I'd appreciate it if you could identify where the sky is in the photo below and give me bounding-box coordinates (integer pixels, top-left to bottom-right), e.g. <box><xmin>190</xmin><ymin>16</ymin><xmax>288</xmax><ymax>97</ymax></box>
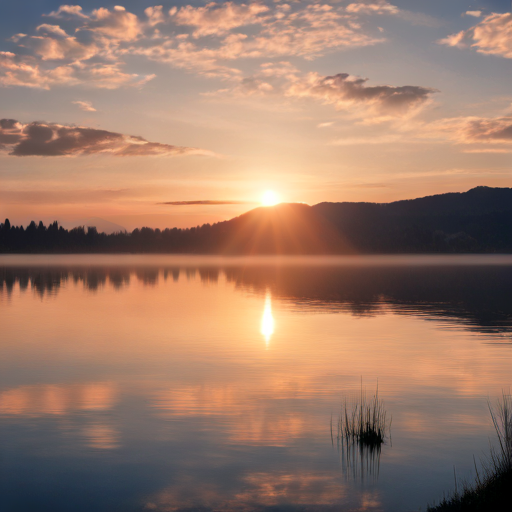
<box><xmin>0</xmin><ymin>0</ymin><xmax>511</xmax><ymax>230</ymax></box>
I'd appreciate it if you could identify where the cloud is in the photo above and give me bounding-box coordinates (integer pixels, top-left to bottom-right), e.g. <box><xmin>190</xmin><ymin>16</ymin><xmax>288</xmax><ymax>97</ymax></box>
<box><xmin>440</xmin><ymin>13</ymin><xmax>512</xmax><ymax>58</ymax></box>
<box><xmin>145</xmin><ymin>6</ymin><xmax>165</xmax><ymax>27</ymax></box>
<box><xmin>206</xmin><ymin>66</ymin><xmax>437</xmax><ymax>122</ymax></box>
<box><xmin>86</xmin><ymin>6</ymin><xmax>142</xmax><ymax>42</ymax></box>
<box><xmin>19</xmin><ymin>24</ymin><xmax>99</xmax><ymax>61</ymax></box>
<box><xmin>204</xmin><ymin>61</ymin><xmax>300</xmax><ymax>96</ymax></box>
<box><xmin>330</xmin><ymin>134</ymin><xmax>402</xmax><ymax>145</ymax></box>
<box><xmin>129</xmin><ymin>40</ymin><xmax>244</xmax><ymax>80</ymax></box>
<box><xmin>0</xmin><ymin>51</ymin><xmax>154</xmax><ymax>89</ymax></box>
<box><xmin>317</xmin><ymin>121</ymin><xmax>335</xmax><ymax>128</ymax></box>
<box><xmin>0</xmin><ymin>4</ymin><xmax>157</xmax><ymax>89</ymax></box>
<box><xmin>427</xmin><ymin>116</ymin><xmax>512</xmax><ymax>144</ymax></box>
<box><xmin>285</xmin><ymin>72</ymin><xmax>437</xmax><ymax>120</ymax></box>
<box><xmin>349</xmin><ymin>182</ymin><xmax>389</xmax><ymax>188</ymax></box>
<box><xmin>0</xmin><ymin>2</ymin><xmax>421</xmax><ymax>89</ymax></box>
<box><xmin>316</xmin><ymin>112</ymin><xmax>512</xmax><ymax>150</ymax></box>
<box><xmin>346</xmin><ymin>1</ymin><xmax>438</xmax><ymax>27</ymax></box>
<box><xmin>465</xmin><ymin>11</ymin><xmax>482</xmax><ymax>18</ymax></box>
<box><xmin>252</xmin><ymin>3</ymin><xmax>384</xmax><ymax>59</ymax></box>
<box><xmin>46</xmin><ymin>5</ymin><xmax>89</xmax><ymax>19</ymax></box>
<box><xmin>172</xmin><ymin>2</ymin><xmax>269</xmax><ymax>37</ymax></box>
<box><xmin>462</xmin><ymin>148</ymin><xmax>512</xmax><ymax>154</ymax></box>
<box><xmin>72</xmin><ymin>100</ymin><xmax>96</xmax><ymax>112</ymax></box>
<box><xmin>0</xmin><ymin>118</ymin><xmax>213</xmax><ymax>157</ymax></box>
<box><xmin>346</xmin><ymin>1</ymin><xmax>399</xmax><ymax>15</ymax></box>
<box><xmin>133</xmin><ymin>3</ymin><xmax>385</xmax><ymax>78</ymax></box>
<box><xmin>158</xmin><ymin>200</ymin><xmax>254</xmax><ymax>206</ymax></box>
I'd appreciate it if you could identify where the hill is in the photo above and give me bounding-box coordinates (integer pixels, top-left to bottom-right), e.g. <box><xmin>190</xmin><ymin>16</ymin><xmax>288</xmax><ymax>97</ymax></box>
<box><xmin>312</xmin><ymin>186</ymin><xmax>512</xmax><ymax>253</ymax></box>
<box><xmin>1</xmin><ymin>186</ymin><xmax>512</xmax><ymax>254</ymax></box>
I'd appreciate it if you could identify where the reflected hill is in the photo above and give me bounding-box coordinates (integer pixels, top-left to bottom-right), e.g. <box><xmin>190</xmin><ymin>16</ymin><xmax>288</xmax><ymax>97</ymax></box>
<box><xmin>224</xmin><ymin>264</ymin><xmax>512</xmax><ymax>335</ymax></box>
<box><xmin>2</xmin><ymin>260</ymin><xmax>512</xmax><ymax>337</ymax></box>
<box><xmin>2</xmin><ymin>187</ymin><xmax>512</xmax><ymax>254</ymax></box>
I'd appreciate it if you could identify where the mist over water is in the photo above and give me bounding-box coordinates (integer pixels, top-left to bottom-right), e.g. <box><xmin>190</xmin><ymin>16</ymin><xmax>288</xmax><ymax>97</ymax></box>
<box><xmin>1</xmin><ymin>255</ymin><xmax>512</xmax><ymax>512</ymax></box>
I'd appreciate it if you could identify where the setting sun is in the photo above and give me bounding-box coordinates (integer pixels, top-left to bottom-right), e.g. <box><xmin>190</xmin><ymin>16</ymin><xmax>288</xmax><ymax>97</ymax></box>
<box><xmin>261</xmin><ymin>190</ymin><xmax>280</xmax><ymax>207</ymax></box>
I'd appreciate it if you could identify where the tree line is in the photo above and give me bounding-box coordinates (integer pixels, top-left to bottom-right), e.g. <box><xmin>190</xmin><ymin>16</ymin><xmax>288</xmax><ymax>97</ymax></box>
<box><xmin>0</xmin><ymin>219</ymin><xmax>221</xmax><ymax>253</ymax></box>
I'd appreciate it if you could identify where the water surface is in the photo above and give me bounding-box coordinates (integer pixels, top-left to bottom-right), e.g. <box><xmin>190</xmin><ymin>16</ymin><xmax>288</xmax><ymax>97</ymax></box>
<box><xmin>1</xmin><ymin>255</ymin><xmax>512</xmax><ymax>512</ymax></box>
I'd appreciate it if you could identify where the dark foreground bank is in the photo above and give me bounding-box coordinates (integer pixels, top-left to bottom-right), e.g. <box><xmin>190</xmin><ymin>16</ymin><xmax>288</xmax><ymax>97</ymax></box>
<box><xmin>428</xmin><ymin>395</ymin><xmax>512</xmax><ymax>512</ymax></box>
<box><xmin>429</xmin><ymin>469</ymin><xmax>511</xmax><ymax>512</ymax></box>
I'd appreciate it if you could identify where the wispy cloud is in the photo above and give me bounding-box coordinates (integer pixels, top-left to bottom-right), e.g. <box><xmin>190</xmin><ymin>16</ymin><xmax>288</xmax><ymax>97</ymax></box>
<box><xmin>158</xmin><ymin>200</ymin><xmax>255</xmax><ymax>206</ymax></box>
<box><xmin>0</xmin><ymin>51</ymin><xmax>154</xmax><ymax>89</ymax></box>
<box><xmin>317</xmin><ymin>121</ymin><xmax>335</xmax><ymax>128</ymax></box>
<box><xmin>132</xmin><ymin>4</ymin><xmax>386</xmax><ymax>80</ymax></box>
<box><xmin>72</xmin><ymin>100</ymin><xmax>96</xmax><ymax>112</ymax></box>
<box><xmin>346</xmin><ymin>1</ymin><xmax>399</xmax><ymax>15</ymax></box>
<box><xmin>426</xmin><ymin>115</ymin><xmax>512</xmax><ymax>144</ymax></box>
<box><xmin>286</xmin><ymin>72</ymin><xmax>437</xmax><ymax>121</ymax></box>
<box><xmin>207</xmin><ymin>65</ymin><xmax>436</xmax><ymax>121</ymax></box>
<box><xmin>440</xmin><ymin>12</ymin><xmax>512</xmax><ymax>58</ymax></box>
<box><xmin>1</xmin><ymin>5</ymin><xmax>152</xmax><ymax>89</ymax></box>
<box><xmin>0</xmin><ymin>2</ymin><xmax>406</xmax><ymax>88</ymax></box>
<box><xmin>330</xmin><ymin>134</ymin><xmax>403</xmax><ymax>145</ymax></box>
<box><xmin>352</xmin><ymin>113</ymin><xmax>512</xmax><ymax>151</ymax></box>
<box><xmin>45</xmin><ymin>5</ymin><xmax>89</xmax><ymax>19</ymax></box>
<box><xmin>0</xmin><ymin>118</ymin><xmax>213</xmax><ymax>157</ymax></box>
<box><xmin>171</xmin><ymin>2</ymin><xmax>270</xmax><ymax>37</ymax></box>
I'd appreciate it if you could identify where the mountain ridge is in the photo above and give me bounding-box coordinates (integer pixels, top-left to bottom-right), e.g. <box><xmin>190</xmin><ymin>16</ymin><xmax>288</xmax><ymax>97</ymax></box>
<box><xmin>2</xmin><ymin>186</ymin><xmax>512</xmax><ymax>254</ymax></box>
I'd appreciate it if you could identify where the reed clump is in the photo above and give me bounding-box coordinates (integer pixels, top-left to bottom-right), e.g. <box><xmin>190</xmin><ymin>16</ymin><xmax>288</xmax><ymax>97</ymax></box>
<box><xmin>334</xmin><ymin>382</ymin><xmax>390</xmax><ymax>481</ymax></box>
<box><xmin>337</xmin><ymin>383</ymin><xmax>389</xmax><ymax>448</ymax></box>
<box><xmin>428</xmin><ymin>392</ymin><xmax>512</xmax><ymax>512</ymax></box>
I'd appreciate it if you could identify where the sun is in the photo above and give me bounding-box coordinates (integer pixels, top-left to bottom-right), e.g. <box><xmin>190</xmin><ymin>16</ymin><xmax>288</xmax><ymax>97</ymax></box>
<box><xmin>261</xmin><ymin>190</ymin><xmax>280</xmax><ymax>207</ymax></box>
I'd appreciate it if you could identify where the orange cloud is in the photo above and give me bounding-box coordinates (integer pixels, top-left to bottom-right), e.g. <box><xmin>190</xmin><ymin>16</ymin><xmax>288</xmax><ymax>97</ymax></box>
<box><xmin>145</xmin><ymin>5</ymin><xmax>165</xmax><ymax>27</ymax></box>
<box><xmin>159</xmin><ymin>200</ymin><xmax>254</xmax><ymax>205</ymax></box>
<box><xmin>72</xmin><ymin>100</ymin><xmax>96</xmax><ymax>112</ymax></box>
<box><xmin>406</xmin><ymin>114</ymin><xmax>512</xmax><ymax>153</ymax></box>
<box><xmin>0</xmin><ymin>3</ymin><xmax>402</xmax><ymax>88</ymax></box>
<box><xmin>346</xmin><ymin>1</ymin><xmax>399</xmax><ymax>15</ymax></box>
<box><xmin>426</xmin><ymin>115</ymin><xmax>512</xmax><ymax>144</ymax></box>
<box><xmin>21</xmin><ymin>24</ymin><xmax>99</xmax><ymax>61</ymax></box>
<box><xmin>0</xmin><ymin>51</ymin><xmax>153</xmax><ymax>89</ymax></box>
<box><xmin>132</xmin><ymin>3</ymin><xmax>384</xmax><ymax>79</ymax></box>
<box><xmin>0</xmin><ymin>118</ymin><xmax>213</xmax><ymax>157</ymax></box>
<box><xmin>1</xmin><ymin>6</ymin><xmax>152</xmax><ymax>89</ymax></box>
<box><xmin>86</xmin><ymin>5</ymin><xmax>142</xmax><ymax>42</ymax></box>
<box><xmin>46</xmin><ymin>5</ymin><xmax>89</xmax><ymax>19</ymax></box>
<box><xmin>440</xmin><ymin>12</ymin><xmax>512</xmax><ymax>58</ymax></box>
<box><xmin>172</xmin><ymin>2</ymin><xmax>269</xmax><ymax>37</ymax></box>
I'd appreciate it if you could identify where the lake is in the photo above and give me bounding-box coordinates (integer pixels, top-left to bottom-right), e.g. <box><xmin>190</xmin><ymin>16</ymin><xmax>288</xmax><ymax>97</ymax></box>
<box><xmin>1</xmin><ymin>255</ymin><xmax>512</xmax><ymax>512</ymax></box>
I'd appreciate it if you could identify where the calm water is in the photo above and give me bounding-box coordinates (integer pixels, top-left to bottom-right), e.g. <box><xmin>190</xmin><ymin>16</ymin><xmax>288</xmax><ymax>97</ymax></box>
<box><xmin>1</xmin><ymin>255</ymin><xmax>512</xmax><ymax>512</ymax></box>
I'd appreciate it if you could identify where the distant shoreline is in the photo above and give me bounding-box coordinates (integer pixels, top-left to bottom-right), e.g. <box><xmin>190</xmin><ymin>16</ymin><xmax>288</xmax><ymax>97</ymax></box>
<box><xmin>3</xmin><ymin>253</ymin><xmax>512</xmax><ymax>266</ymax></box>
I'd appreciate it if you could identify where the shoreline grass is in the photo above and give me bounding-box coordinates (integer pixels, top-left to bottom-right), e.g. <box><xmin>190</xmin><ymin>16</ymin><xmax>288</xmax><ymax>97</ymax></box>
<box><xmin>428</xmin><ymin>392</ymin><xmax>512</xmax><ymax>512</ymax></box>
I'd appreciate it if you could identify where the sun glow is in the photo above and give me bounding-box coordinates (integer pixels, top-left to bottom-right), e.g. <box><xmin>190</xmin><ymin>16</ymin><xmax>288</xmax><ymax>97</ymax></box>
<box><xmin>261</xmin><ymin>190</ymin><xmax>279</xmax><ymax>207</ymax></box>
<box><xmin>260</xmin><ymin>292</ymin><xmax>275</xmax><ymax>348</ymax></box>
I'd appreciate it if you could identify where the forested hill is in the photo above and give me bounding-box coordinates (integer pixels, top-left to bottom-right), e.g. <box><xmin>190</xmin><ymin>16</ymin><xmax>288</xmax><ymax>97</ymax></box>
<box><xmin>311</xmin><ymin>186</ymin><xmax>512</xmax><ymax>253</ymax></box>
<box><xmin>2</xmin><ymin>186</ymin><xmax>512</xmax><ymax>254</ymax></box>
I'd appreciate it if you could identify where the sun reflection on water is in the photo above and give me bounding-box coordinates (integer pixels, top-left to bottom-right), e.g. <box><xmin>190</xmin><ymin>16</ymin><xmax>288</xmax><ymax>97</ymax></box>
<box><xmin>260</xmin><ymin>291</ymin><xmax>275</xmax><ymax>347</ymax></box>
